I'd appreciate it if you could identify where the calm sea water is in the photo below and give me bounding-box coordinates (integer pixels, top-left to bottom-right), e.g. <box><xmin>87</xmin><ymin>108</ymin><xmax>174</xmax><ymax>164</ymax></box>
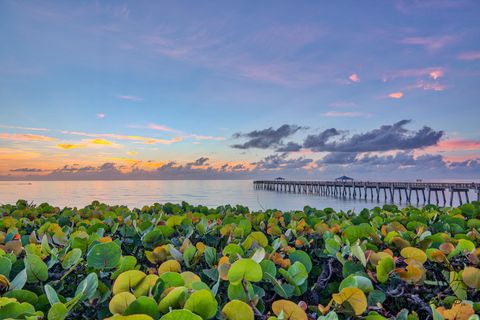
<box><xmin>0</xmin><ymin>180</ymin><xmax>478</xmax><ymax>212</ymax></box>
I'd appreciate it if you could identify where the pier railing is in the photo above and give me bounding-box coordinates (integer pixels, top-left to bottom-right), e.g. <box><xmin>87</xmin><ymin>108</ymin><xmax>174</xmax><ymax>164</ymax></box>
<box><xmin>253</xmin><ymin>180</ymin><xmax>480</xmax><ymax>206</ymax></box>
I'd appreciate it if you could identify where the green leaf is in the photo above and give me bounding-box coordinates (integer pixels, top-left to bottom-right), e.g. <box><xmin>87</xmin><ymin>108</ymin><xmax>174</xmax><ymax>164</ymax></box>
<box><xmin>158</xmin><ymin>286</ymin><xmax>188</xmax><ymax>314</ymax></box>
<box><xmin>44</xmin><ymin>284</ymin><xmax>60</xmax><ymax>306</ymax></box>
<box><xmin>376</xmin><ymin>255</ymin><xmax>394</xmax><ymax>283</ymax></box>
<box><xmin>75</xmin><ymin>273</ymin><xmax>98</xmax><ymax>301</ymax></box>
<box><xmin>0</xmin><ymin>256</ymin><xmax>12</xmax><ymax>277</ymax></box>
<box><xmin>48</xmin><ymin>302</ymin><xmax>68</xmax><ymax>320</ymax></box>
<box><xmin>159</xmin><ymin>310</ymin><xmax>202</xmax><ymax>320</ymax></box>
<box><xmin>227</xmin><ymin>258</ymin><xmax>263</xmax><ymax>285</ymax></box>
<box><xmin>124</xmin><ymin>296</ymin><xmax>160</xmax><ymax>319</ymax></box>
<box><xmin>61</xmin><ymin>248</ymin><xmax>82</xmax><ymax>270</ymax></box>
<box><xmin>284</xmin><ymin>261</ymin><xmax>308</xmax><ymax>286</ymax></box>
<box><xmin>222</xmin><ymin>300</ymin><xmax>254</xmax><ymax>320</ymax></box>
<box><xmin>25</xmin><ymin>254</ymin><xmax>48</xmax><ymax>283</ymax></box>
<box><xmin>87</xmin><ymin>242</ymin><xmax>121</xmax><ymax>270</ymax></box>
<box><xmin>289</xmin><ymin>250</ymin><xmax>312</xmax><ymax>273</ymax></box>
<box><xmin>184</xmin><ymin>289</ymin><xmax>218</xmax><ymax>319</ymax></box>
<box><xmin>339</xmin><ymin>275</ymin><xmax>374</xmax><ymax>293</ymax></box>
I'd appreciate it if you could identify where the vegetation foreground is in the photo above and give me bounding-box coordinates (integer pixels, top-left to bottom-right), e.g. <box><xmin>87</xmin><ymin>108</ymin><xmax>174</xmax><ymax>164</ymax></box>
<box><xmin>0</xmin><ymin>201</ymin><xmax>479</xmax><ymax>320</ymax></box>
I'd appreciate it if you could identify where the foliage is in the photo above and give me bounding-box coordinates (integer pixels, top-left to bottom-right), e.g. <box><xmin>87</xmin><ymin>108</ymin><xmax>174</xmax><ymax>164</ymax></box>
<box><xmin>0</xmin><ymin>200</ymin><xmax>479</xmax><ymax>319</ymax></box>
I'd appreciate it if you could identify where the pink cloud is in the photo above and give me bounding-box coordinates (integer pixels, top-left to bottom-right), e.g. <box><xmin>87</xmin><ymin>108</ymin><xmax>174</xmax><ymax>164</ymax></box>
<box><xmin>399</xmin><ymin>35</ymin><xmax>455</xmax><ymax>50</ymax></box>
<box><xmin>430</xmin><ymin>139</ymin><xmax>480</xmax><ymax>151</ymax></box>
<box><xmin>0</xmin><ymin>133</ymin><xmax>57</xmax><ymax>142</ymax></box>
<box><xmin>117</xmin><ymin>95</ymin><xmax>143</xmax><ymax>101</ymax></box>
<box><xmin>348</xmin><ymin>73</ymin><xmax>360</xmax><ymax>83</ymax></box>
<box><xmin>458</xmin><ymin>51</ymin><xmax>480</xmax><ymax>61</ymax></box>
<box><xmin>415</xmin><ymin>81</ymin><xmax>446</xmax><ymax>91</ymax></box>
<box><xmin>97</xmin><ymin>113</ymin><xmax>106</xmax><ymax>119</ymax></box>
<box><xmin>147</xmin><ymin>123</ymin><xmax>177</xmax><ymax>132</ymax></box>
<box><xmin>388</xmin><ymin>92</ymin><xmax>404</xmax><ymax>99</ymax></box>
<box><xmin>323</xmin><ymin>111</ymin><xmax>371</xmax><ymax>118</ymax></box>
<box><xmin>383</xmin><ymin>67</ymin><xmax>444</xmax><ymax>81</ymax></box>
<box><xmin>429</xmin><ymin>69</ymin><xmax>444</xmax><ymax>80</ymax></box>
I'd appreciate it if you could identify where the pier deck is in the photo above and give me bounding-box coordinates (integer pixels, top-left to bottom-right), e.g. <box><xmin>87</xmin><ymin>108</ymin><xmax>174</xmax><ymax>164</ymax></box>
<box><xmin>253</xmin><ymin>180</ymin><xmax>480</xmax><ymax>205</ymax></box>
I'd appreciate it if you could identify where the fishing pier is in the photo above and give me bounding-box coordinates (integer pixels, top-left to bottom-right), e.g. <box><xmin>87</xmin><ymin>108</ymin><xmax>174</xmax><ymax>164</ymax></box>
<box><xmin>253</xmin><ymin>180</ymin><xmax>480</xmax><ymax>206</ymax></box>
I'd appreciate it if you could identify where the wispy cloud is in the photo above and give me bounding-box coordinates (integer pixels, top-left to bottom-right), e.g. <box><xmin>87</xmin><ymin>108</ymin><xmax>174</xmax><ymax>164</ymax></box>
<box><xmin>329</xmin><ymin>101</ymin><xmax>357</xmax><ymax>108</ymax></box>
<box><xmin>0</xmin><ymin>124</ymin><xmax>49</xmax><ymax>131</ymax></box>
<box><xmin>382</xmin><ymin>67</ymin><xmax>444</xmax><ymax>81</ymax></box>
<box><xmin>60</xmin><ymin>130</ymin><xmax>182</xmax><ymax>145</ymax></box>
<box><xmin>323</xmin><ymin>111</ymin><xmax>371</xmax><ymax>118</ymax></box>
<box><xmin>0</xmin><ymin>148</ymin><xmax>41</xmax><ymax>160</ymax></box>
<box><xmin>458</xmin><ymin>51</ymin><xmax>480</xmax><ymax>61</ymax></box>
<box><xmin>97</xmin><ymin>113</ymin><xmax>106</xmax><ymax>119</ymax></box>
<box><xmin>132</xmin><ymin>123</ymin><xmax>226</xmax><ymax>141</ymax></box>
<box><xmin>388</xmin><ymin>92</ymin><xmax>404</xmax><ymax>99</ymax></box>
<box><xmin>117</xmin><ymin>95</ymin><xmax>143</xmax><ymax>101</ymax></box>
<box><xmin>415</xmin><ymin>81</ymin><xmax>446</xmax><ymax>91</ymax></box>
<box><xmin>399</xmin><ymin>35</ymin><xmax>455</xmax><ymax>50</ymax></box>
<box><xmin>146</xmin><ymin>123</ymin><xmax>178</xmax><ymax>132</ymax></box>
<box><xmin>56</xmin><ymin>143</ymin><xmax>86</xmax><ymax>150</ymax></box>
<box><xmin>0</xmin><ymin>133</ymin><xmax>57</xmax><ymax>142</ymax></box>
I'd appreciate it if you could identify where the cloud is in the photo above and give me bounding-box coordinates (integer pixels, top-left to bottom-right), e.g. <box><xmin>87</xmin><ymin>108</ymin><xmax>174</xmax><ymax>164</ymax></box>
<box><xmin>399</xmin><ymin>35</ymin><xmax>455</xmax><ymax>50</ymax></box>
<box><xmin>323</xmin><ymin>111</ymin><xmax>371</xmax><ymax>118</ymax></box>
<box><xmin>130</xmin><ymin>124</ymin><xmax>225</xmax><ymax>141</ymax></box>
<box><xmin>232</xmin><ymin>124</ymin><xmax>304</xmax><ymax>150</ymax></box>
<box><xmin>328</xmin><ymin>101</ymin><xmax>357</xmax><ymax>108</ymax></box>
<box><xmin>388</xmin><ymin>92</ymin><xmax>404</xmax><ymax>99</ymax></box>
<box><xmin>127</xmin><ymin>151</ymin><xmax>138</xmax><ymax>155</ymax></box>
<box><xmin>426</xmin><ymin>139</ymin><xmax>480</xmax><ymax>152</ymax></box>
<box><xmin>319</xmin><ymin>152</ymin><xmax>358</xmax><ymax>164</ymax></box>
<box><xmin>117</xmin><ymin>95</ymin><xmax>143</xmax><ymax>101</ymax></box>
<box><xmin>147</xmin><ymin>123</ymin><xmax>177</xmax><ymax>132</ymax></box>
<box><xmin>0</xmin><ymin>148</ymin><xmax>40</xmax><ymax>160</ymax></box>
<box><xmin>97</xmin><ymin>113</ymin><xmax>106</xmax><ymax>119</ymax></box>
<box><xmin>186</xmin><ymin>157</ymin><xmax>209</xmax><ymax>167</ymax></box>
<box><xmin>382</xmin><ymin>67</ymin><xmax>444</xmax><ymax>81</ymax></box>
<box><xmin>56</xmin><ymin>143</ymin><xmax>86</xmax><ymax>150</ymax></box>
<box><xmin>88</xmin><ymin>139</ymin><xmax>114</xmax><ymax>146</ymax></box>
<box><xmin>10</xmin><ymin>168</ymin><xmax>44</xmax><ymax>172</ymax></box>
<box><xmin>61</xmin><ymin>130</ymin><xmax>183</xmax><ymax>145</ymax></box>
<box><xmin>429</xmin><ymin>70</ymin><xmax>444</xmax><ymax>80</ymax></box>
<box><xmin>303</xmin><ymin>120</ymin><xmax>443</xmax><ymax>152</ymax></box>
<box><xmin>276</xmin><ymin>142</ymin><xmax>302</xmax><ymax>152</ymax></box>
<box><xmin>349</xmin><ymin>73</ymin><xmax>360</xmax><ymax>83</ymax></box>
<box><xmin>0</xmin><ymin>133</ymin><xmax>57</xmax><ymax>142</ymax></box>
<box><xmin>457</xmin><ymin>51</ymin><xmax>480</xmax><ymax>61</ymax></box>
<box><xmin>415</xmin><ymin>81</ymin><xmax>445</xmax><ymax>91</ymax></box>
<box><xmin>0</xmin><ymin>125</ymin><xmax>49</xmax><ymax>131</ymax></box>
<box><xmin>253</xmin><ymin>153</ymin><xmax>313</xmax><ymax>170</ymax></box>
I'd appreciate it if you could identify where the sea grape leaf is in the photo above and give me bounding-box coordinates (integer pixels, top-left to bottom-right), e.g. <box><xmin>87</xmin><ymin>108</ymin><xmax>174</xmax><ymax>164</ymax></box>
<box><xmin>332</xmin><ymin>287</ymin><xmax>368</xmax><ymax>316</ymax></box>
<box><xmin>271</xmin><ymin>299</ymin><xmax>308</xmax><ymax>320</ymax></box>
<box><xmin>184</xmin><ymin>289</ymin><xmax>218</xmax><ymax>319</ymax></box>
<box><xmin>25</xmin><ymin>254</ymin><xmax>48</xmax><ymax>283</ymax></box>
<box><xmin>222</xmin><ymin>300</ymin><xmax>254</xmax><ymax>320</ymax></box>
<box><xmin>87</xmin><ymin>242</ymin><xmax>121</xmax><ymax>270</ymax></box>
<box><xmin>227</xmin><ymin>258</ymin><xmax>263</xmax><ymax>285</ymax></box>
<box><xmin>109</xmin><ymin>291</ymin><xmax>136</xmax><ymax>315</ymax></box>
<box><xmin>376</xmin><ymin>256</ymin><xmax>394</xmax><ymax>283</ymax></box>
<box><xmin>462</xmin><ymin>266</ymin><xmax>480</xmax><ymax>289</ymax></box>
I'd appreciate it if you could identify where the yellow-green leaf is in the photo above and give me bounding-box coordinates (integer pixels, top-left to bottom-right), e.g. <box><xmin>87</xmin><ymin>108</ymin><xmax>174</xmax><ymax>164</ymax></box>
<box><xmin>271</xmin><ymin>300</ymin><xmax>307</xmax><ymax>320</ymax></box>
<box><xmin>332</xmin><ymin>287</ymin><xmax>367</xmax><ymax>316</ymax></box>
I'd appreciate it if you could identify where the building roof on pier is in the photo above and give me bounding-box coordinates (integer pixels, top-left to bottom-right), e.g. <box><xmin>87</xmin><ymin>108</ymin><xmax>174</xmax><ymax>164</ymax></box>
<box><xmin>335</xmin><ymin>176</ymin><xmax>354</xmax><ymax>181</ymax></box>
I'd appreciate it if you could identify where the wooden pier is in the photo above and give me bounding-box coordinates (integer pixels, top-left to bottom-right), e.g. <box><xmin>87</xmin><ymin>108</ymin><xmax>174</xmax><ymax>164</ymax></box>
<box><xmin>253</xmin><ymin>180</ymin><xmax>480</xmax><ymax>205</ymax></box>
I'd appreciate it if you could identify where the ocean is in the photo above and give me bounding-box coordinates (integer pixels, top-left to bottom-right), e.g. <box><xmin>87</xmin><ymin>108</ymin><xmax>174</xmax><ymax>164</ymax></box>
<box><xmin>0</xmin><ymin>180</ymin><xmax>477</xmax><ymax>212</ymax></box>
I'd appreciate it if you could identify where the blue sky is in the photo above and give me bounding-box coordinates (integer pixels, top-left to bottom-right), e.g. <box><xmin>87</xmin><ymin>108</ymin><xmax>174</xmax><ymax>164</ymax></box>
<box><xmin>0</xmin><ymin>0</ymin><xmax>479</xmax><ymax>180</ymax></box>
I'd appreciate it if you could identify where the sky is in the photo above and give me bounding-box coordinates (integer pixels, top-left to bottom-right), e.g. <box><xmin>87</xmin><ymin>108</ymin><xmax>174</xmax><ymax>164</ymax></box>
<box><xmin>0</xmin><ymin>0</ymin><xmax>479</xmax><ymax>180</ymax></box>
